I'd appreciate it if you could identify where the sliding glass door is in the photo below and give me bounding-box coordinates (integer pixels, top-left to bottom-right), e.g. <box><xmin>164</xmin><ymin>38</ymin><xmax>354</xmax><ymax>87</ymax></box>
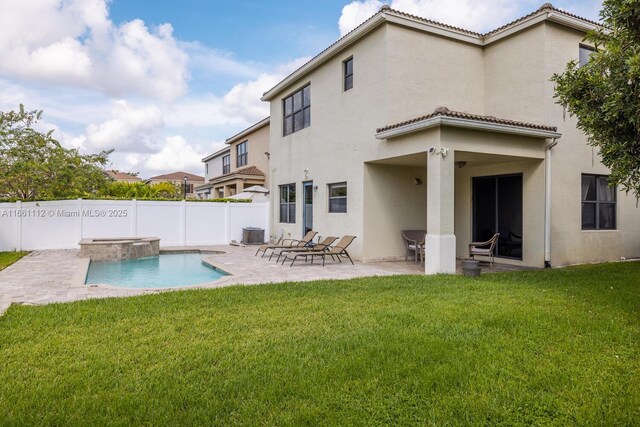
<box><xmin>473</xmin><ymin>174</ymin><xmax>523</xmax><ymax>259</ymax></box>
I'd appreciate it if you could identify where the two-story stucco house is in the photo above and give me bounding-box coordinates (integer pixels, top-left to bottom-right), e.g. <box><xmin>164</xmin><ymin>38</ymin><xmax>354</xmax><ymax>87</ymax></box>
<box><xmin>196</xmin><ymin>117</ymin><xmax>270</xmax><ymax>199</ymax></box>
<box><xmin>262</xmin><ymin>3</ymin><xmax>640</xmax><ymax>274</ymax></box>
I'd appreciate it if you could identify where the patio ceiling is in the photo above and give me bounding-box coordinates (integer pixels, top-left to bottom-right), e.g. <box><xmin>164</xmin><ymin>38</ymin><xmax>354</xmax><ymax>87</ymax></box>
<box><xmin>366</xmin><ymin>151</ymin><xmax>537</xmax><ymax>168</ymax></box>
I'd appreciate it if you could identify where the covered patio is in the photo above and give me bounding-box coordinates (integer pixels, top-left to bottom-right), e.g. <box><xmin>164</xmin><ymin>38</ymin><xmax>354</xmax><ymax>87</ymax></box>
<box><xmin>364</xmin><ymin>107</ymin><xmax>561</xmax><ymax>274</ymax></box>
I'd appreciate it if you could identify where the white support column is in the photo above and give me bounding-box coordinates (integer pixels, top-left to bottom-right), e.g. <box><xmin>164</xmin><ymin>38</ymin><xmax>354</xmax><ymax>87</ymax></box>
<box><xmin>16</xmin><ymin>200</ymin><xmax>23</xmax><ymax>251</ymax></box>
<box><xmin>425</xmin><ymin>147</ymin><xmax>456</xmax><ymax>274</ymax></box>
<box><xmin>130</xmin><ymin>199</ymin><xmax>137</xmax><ymax>237</ymax></box>
<box><xmin>180</xmin><ymin>200</ymin><xmax>186</xmax><ymax>246</ymax></box>
<box><xmin>77</xmin><ymin>198</ymin><xmax>83</xmax><ymax>243</ymax></box>
<box><xmin>224</xmin><ymin>202</ymin><xmax>231</xmax><ymax>244</ymax></box>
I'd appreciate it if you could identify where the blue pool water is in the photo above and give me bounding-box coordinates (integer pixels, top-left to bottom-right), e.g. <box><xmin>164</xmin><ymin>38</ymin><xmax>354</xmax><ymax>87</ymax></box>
<box><xmin>85</xmin><ymin>253</ymin><xmax>227</xmax><ymax>288</ymax></box>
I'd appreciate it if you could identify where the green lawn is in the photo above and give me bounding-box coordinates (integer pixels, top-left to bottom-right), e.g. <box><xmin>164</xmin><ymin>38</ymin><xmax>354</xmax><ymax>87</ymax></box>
<box><xmin>1</xmin><ymin>263</ymin><xmax>638</xmax><ymax>425</ymax></box>
<box><xmin>0</xmin><ymin>251</ymin><xmax>28</xmax><ymax>270</ymax></box>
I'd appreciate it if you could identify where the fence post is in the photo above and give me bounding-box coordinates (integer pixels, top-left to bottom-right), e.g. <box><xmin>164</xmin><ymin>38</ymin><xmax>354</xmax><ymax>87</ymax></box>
<box><xmin>180</xmin><ymin>200</ymin><xmax>186</xmax><ymax>246</ymax></box>
<box><xmin>77</xmin><ymin>198</ymin><xmax>83</xmax><ymax>243</ymax></box>
<box><xmin>264</xmin><ymin>202</ymin><xmax>270</xmax><ymax>244</ymax></box>
<box><xmin>16</xmin><ymin>200</ymin><xmax>22</xmax><ymax>251</ymax></box>
<box><xmin>131</xmin><ymin>199</ymin><xmax>137</xmax><ymax>237</ymax></box>
<box><xmin>225</xmin><ymin>202</ymin><xmax>231</xmax><ymax>245</ymax></box>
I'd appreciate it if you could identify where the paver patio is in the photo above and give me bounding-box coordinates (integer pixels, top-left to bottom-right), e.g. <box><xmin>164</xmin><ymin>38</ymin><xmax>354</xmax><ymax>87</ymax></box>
<box><xmin>0</xmin><ymin>245</ymin><xmax>534</xmax><ymax>313</ymax></box>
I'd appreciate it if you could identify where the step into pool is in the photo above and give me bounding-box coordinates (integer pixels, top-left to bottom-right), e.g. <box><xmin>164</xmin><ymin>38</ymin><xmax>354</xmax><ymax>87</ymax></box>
<box><xmin>85</xmin><ymin>253</ymin><xmax>227</xmax><ymax>288</ymax></box>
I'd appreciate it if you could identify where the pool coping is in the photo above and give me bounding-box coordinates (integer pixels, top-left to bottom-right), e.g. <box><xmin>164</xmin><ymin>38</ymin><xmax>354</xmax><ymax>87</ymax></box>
<box><xmin>72</xmin><ymin>249</ymin><xmax>238</xmax><ymax>291</ymax></box>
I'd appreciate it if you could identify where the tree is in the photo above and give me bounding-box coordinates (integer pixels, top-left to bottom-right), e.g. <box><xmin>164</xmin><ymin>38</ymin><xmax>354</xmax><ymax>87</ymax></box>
<box><xmin>99</xmin><ymin>181</ymin><xmax>182</xmax><ymax>199</ymax></box>
<box><xmin>0</xmin><ymin>105</ymin><xmax>112</xmax><ymax>200</ymax></box>
<box><xmin>552</xmin><ymin>0</ymin><xmax>640</xmax><ymax>198</ymax></box>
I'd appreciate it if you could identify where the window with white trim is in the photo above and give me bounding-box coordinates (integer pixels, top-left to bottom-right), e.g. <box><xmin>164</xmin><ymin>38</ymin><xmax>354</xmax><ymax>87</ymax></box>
<box><xmin>222</xmin><ymin>155</ymin><xmax>230</xmax><ymax>174</ymax></box>
<box><xmin>328</xmin><ymin>182</ymin><xmax>347</xmax><ymax>213</ymax></box>
<box><xmin>237</xmin><ymin>141</ymin><xmax>247</xmax><ymax>167</ymax></box>
<box><xmin>283</xmin><ymin>85</ymin><xmax>310</xmax><ymax>136</ymax></box>
<box><xmin>279</xmin><ymin>184</ymin><xmax>296</xmax><ymax>223</ymax></box>
<box><xmin>579</xmin><ymin>44</ymin><xmax>595</xmax><ymax>67</ymax></box>
<box><xmin>343</xmin><ymin>57</ymin><xmax>353</xmax><ymax>91</ymax></box>
<box><xmin>582</xmin><ymin>174</ymin><xmax>616</xmax><ymax>230</ymax></box>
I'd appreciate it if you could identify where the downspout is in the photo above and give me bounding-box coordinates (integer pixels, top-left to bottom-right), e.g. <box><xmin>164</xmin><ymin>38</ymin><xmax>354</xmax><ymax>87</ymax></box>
<box><xmin>544</xmin><ymin>138</ymin><xmax>558</xmax><ymax>268</ymax></box>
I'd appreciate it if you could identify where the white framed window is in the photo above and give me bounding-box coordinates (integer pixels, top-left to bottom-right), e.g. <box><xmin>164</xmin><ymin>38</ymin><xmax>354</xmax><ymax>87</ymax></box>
<box><xmin>279</xmin><ymin>183</ymin><xmax>296</xmax><ymax>223</ymax></box>
<box><xmin>343</xmin><ymin>57</ymin><xmax>353</xmax><ymax>91</ymax></box>
<box><xmin>579</xmin><ymin>44</ymin><xmax>595</xmax><ymax>67</ymax></box>
<box><xmin>582</xmin><ymin>174</ymin><xmax>616</xmax><ymax>230</ymax></box>
<box><xmin>283</xmin><ymin>85</ymin><xmax>310</xmax><ymax>136</ymax></box>
<box><xmin>328</xmin><ymin>182</ymin><xmax>347</xmax><ymax>213</ymax></box>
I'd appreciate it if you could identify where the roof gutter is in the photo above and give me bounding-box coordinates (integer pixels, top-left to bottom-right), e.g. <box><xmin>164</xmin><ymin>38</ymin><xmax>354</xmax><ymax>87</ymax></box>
<box><xmin>375</xmin><ymin>116</ymin><xmax>562</xmax><ymax>140</ymax></box>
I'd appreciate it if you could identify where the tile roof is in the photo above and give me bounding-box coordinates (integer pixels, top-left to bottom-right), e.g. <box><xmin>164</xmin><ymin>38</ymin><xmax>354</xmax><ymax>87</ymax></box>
<box><xmin>382</xmin><ymin>5</ymin><xmax>482</xmax><ymax>37</ymax></box>
<box><xmin>210</xmin><ymin>166</ymin><xmax>266</xmax><ymax>182</ymax></box>
<box><xmin>376</xmin><ymin>106</ymin><xmax>558</xmax><ymax>134</ymax></box>
<box><xmin>148</xmin><ymin>171</ymin><xmax>205</xmax><ymax>181</ymax></box>
<box><xmin>106</xmin><ymin>170</ymin><xmax>141</xmax><ymax>181</ymax></box>
<box><xmin>483</xmin><ymin>3</ymin><xmax>600</xmax><ymax>37</ymax></box>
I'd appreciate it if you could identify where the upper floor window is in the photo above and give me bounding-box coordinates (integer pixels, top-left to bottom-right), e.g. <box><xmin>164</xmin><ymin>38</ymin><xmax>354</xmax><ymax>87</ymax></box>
<box><xmin>237</xmin><ymin>141</ymin><xmax>247</xmax><ymax>167</ymax></box>
<box><xmin>279</xmin><ymin>183</ymin><xmax>296</xmax><ymax>223</ymax></box>
<box><xmin>328</xmin><ymin>182</ymin><xmax>347</xmax><ymax>213</ymax></box>
<box><xmin>579</xmin><ymin>44</ymin><xmax>595</xmax><ymax>68</ymax></box>
<box><xmin>283</xmin><ymin>84</ymin><xmax>310</xmax><ymax>136</ymax></box>
<box><xmin>582</xmin><ymin>174</ymin><xmax>616</xmax><ymax>230</ymax></box>
<box><xmin>343</xmin><ymin>57</ymin><xmax>353</xmax><ymax>91</ymax></box>
<box><xmin>205</xmin><ymin>163</ymin><xmax>209</xmax><ymax>175</ymax></box>
<box><xmin>222</xmin><ymin>154</ymin><xmax>230</xmax><ymax>174</ymax></box>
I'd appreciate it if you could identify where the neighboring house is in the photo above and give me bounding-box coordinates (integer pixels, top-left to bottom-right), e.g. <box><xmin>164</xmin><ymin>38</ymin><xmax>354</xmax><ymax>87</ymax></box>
<box><xmin>146</xmin><ymin>171</ymin><xmax>205</xmax><ymax>198</ymax></box>
<box><xmin>196</xmin><ymin>146</ymin><xmax>231</xmax><ymax>199</ymax></box>
<box><xmin>196</xmin><ymin>117</ymin><xmax>270</xmax><ymax>199</ymax></box>
<box><xmin>262</xmin><ymin>3</ymin><xmax>640</xmax><ymax>273</ymax></box>
<box><xmin>106</xmin><ymin>170</ymin><xmax>142</xmax><ymax>183</ymax></box>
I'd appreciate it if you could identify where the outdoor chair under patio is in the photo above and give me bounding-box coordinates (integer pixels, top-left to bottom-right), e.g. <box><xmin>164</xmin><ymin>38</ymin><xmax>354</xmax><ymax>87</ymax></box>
<box><xmin>468</xmin><ymin>233</ymin><xmax>500</xmax><ymax>268</ymax></box>
<box><xmin>401</xmin><ymin>230</ymin><xmax>426</xmax><ymax>264</ymax></box>
<box><xmin>254</xmin><ymin>230</ymin><xmax>317</xmax><ymax>258</ymax></box>
<box><xmin>282</xmin><ymin>235</ymin><xmax>357</xmax><ymax>267</ymax></box>
<box><xmin>275</xmin><ymin>236</ymin><xmax>339</xmax><ymax>263</ymax></box>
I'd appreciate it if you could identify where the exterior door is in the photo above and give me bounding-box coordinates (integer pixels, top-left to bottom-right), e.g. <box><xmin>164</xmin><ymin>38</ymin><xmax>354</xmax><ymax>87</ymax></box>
<box><xmin>303</xmin><ymin>181</ymin><xmax>313</xmax><ymax>235</ymax></box>
<box><xmin>473</xmin><ymin>174</ymin><xmax>523</xmax><ymax>259</ymax></box>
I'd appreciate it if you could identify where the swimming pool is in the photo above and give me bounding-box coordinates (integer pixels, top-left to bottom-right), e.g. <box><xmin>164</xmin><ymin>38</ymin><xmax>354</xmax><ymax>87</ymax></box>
<box><xmin>85</xmin><ymin>253</ymin><xmax>227</xmax><ymax>288</ymax></box>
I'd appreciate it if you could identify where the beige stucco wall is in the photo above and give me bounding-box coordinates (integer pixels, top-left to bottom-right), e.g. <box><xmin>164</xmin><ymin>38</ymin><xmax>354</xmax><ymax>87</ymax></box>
<box><xmin>363</xmin><ymin>163</ymin><xmax>427</xmax><ymax>261</ymax></box>
<box><xmin>386</xmin><ymin>23</ymin><xmax>485</xmax><ymax>122</ymax></box>
<box><xmin>268</xmin><ymin>18</ymin><xmax>640</xmax><ymax>265</ymax></box>
<box><xmin>542</xmin><ymin>23</ymin><xmax>640</xmax><ymax>265</ymax></box>
<box><xmin>204</xmin><ymin>151</ymin><xmax>229</xmax><ymax>182</ymax></box>
<box><xmin>228</xmin><ymin>123</ymin><xmax>270</xmax><ymax>187</ymax></box>
<box><xmin>268</xmin><ymin>25</ymin><xmax>390</xmax><ymax>254</ymax></box>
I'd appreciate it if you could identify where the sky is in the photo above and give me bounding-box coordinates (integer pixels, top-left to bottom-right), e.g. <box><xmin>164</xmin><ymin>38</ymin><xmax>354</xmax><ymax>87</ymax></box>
<box><xmin>0</xmin><ymin>0</ymin><xmax>602</xmax><ymax>178</ymax></box>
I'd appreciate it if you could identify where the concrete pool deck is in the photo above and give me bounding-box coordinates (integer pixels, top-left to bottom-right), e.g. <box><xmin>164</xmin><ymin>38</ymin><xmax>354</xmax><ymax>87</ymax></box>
<box><xmin>0</xmin><ymin>245</ymin><xmax>534</xmax><ymax>313</ymax></box>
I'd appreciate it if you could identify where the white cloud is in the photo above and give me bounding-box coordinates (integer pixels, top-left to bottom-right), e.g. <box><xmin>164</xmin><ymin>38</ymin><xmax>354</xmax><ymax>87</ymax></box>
<box><xmin>339</xmin><ymin>0</ymin><xmax>384</xmax><ymax>36</ymax></box>
<box><xmin>184</xmin><ymin>42</ymin><xmax>263</xmax><ymax>80</ymax></box>
<box><xmin>0</xmin><ymin>0</ymin><xmax>188</xmax><ymax>101</ymax></box>
<box><xmin>144</xmin><ymin>135</ymin><xmax>206</xmax><ymax>172</ymax></box>
<box><xmin>220</xmin><ymin>57</ymin><xmax>311</xmax><ymax>124</ymax></box>
<box><xmin>339</xmin><ymin>0</ymin><xmax>533</xmax><ymax>36</ymax></box>
<box><xmin>84</xmin><ymin>100</ymin><xmax>164</xmax><ymax>152</ymax></box>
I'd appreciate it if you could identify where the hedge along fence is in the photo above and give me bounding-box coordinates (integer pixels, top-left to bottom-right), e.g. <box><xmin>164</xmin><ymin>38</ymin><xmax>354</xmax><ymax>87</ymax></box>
<box><xmin>0</xmin><ymin>199</ymin><xmax>269</xmax><ymax>251</ymax></box>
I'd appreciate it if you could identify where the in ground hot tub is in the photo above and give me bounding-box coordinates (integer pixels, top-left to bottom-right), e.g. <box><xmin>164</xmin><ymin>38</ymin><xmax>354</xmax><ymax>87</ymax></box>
<box><xmin>79</xmin><ymin>237</ymin><xmax>160</xmax><ymax>261</ymax></box>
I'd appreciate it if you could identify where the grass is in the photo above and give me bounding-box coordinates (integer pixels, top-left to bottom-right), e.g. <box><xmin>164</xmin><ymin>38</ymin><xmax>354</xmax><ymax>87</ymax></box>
<box><xmin>1</xmin><ymin>263</ymin><xmax>639</xmax><ymax>425</ymax></box>
<box><xmin>0</xmin><ymin>251</ymin><xmax>28</xmax><ymax>270</ymax></box>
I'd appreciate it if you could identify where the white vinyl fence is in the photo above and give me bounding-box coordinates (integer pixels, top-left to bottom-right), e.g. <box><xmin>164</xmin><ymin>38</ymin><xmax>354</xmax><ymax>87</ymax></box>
<box><xmin>0</xmin><ymin>199</ymin><xmax>270</xmax><ymax>251</ymax></box>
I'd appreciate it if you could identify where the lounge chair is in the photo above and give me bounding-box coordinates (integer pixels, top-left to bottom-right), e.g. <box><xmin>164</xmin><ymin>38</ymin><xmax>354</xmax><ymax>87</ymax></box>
<box><xmin>255</xmin><ymin>231</ymin><xmax>317</xmax><ymax>258</ymax></box>
<box><xmin>283</xmin><ymin>235</ymin><xmax>356</xmax><ymax>267</ymax></box>
<box><xmin>469</xmin><ymin>233</ymin><xmax>500</xmax><ymax>268</ymax></box>
<box><xmin>401</xmin><ymin>230</ymin><xmax>426</xmax><ymax>264</ymax></box>
<box><xmin>276</xmin><ymin>236</ymin><xmax>339</xmax><ymax>263</ymax></box>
